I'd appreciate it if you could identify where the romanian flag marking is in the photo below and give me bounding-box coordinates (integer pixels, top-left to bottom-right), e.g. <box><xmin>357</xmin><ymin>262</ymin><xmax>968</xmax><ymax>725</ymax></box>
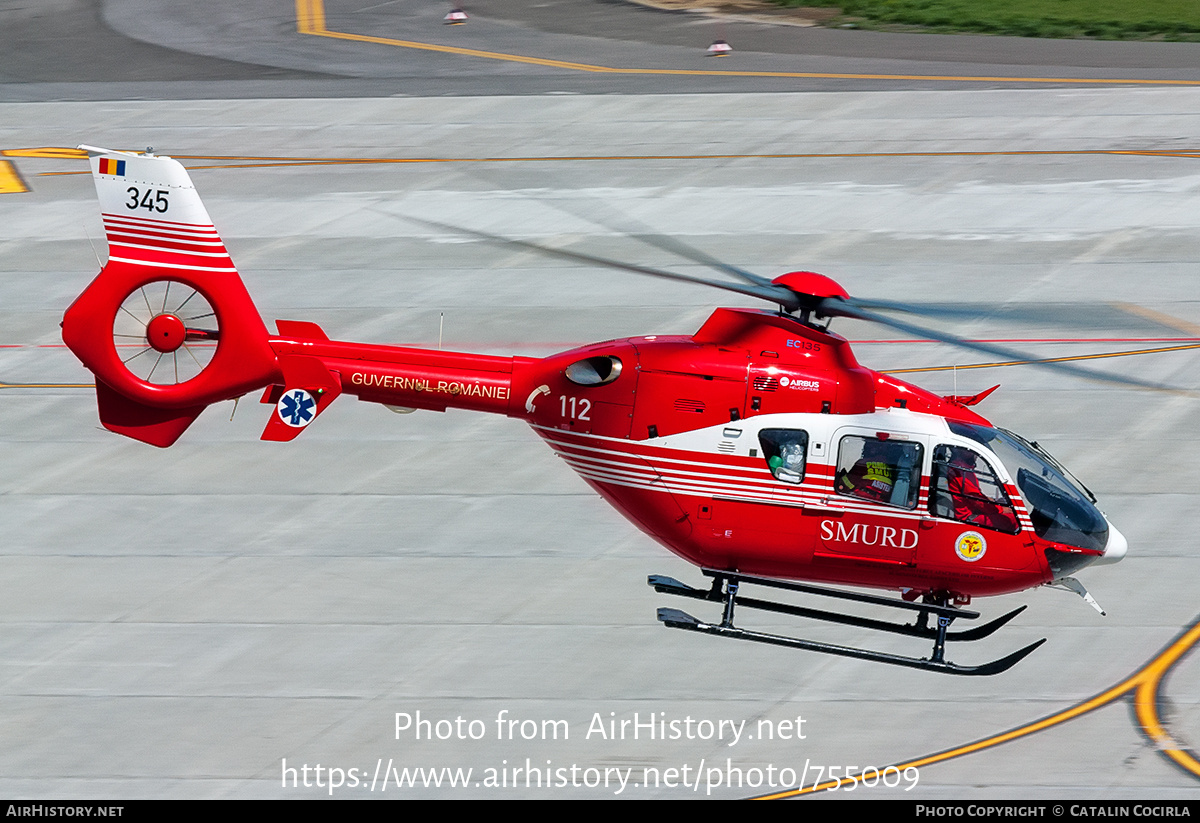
<box><xmin>98</xmin><ymin>158</ymin><xmax>126</xmax><ymax>176</ymax></box>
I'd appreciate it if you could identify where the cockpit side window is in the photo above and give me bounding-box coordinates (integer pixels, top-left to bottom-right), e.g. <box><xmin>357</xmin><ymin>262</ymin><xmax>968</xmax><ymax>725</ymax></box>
<box><xmin>930</xmin><ymin>445</ymin><xmax>1020</xmax><ymax>534</ymax></box>
<box><xmin>946</xmin><ymin>421</ymin><xmax>1107</xmax><ymax>551</ymax></box>
<box><xmin>834</xmin><ymin>435</ymin><xmax>923</xmax><ymax>509</ymax></box>
<box><xmin>758</xmin><ymin>428</ymin><xmax>809</xmax><ymax>484</ymax></box>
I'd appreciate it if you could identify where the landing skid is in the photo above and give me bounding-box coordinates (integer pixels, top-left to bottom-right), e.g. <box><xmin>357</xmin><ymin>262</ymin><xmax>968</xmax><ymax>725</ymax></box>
<box><xmin>649</xmin><ymin>570</ymin><xmax>1046</xmax><ymax>676</ymax></box>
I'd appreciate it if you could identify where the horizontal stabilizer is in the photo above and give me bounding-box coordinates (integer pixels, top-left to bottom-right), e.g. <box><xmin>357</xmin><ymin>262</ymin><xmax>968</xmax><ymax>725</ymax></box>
<box><xmin>260</xmin><ymin>355</ymin><xmax>342</xmax><ymax>442</ymax></box>
<box><xmin>275</xmin><ymin>320</ymin><xmax>330</xmax><ymax>341</ymax></box>
<box><xmin>944</xmin><ymin>384</ymin><xmax>1000</xmax><ymax>407</ymax></box>
<box><xmin>95</xmin><ymin>379</ymin><xmax>204</xmax><ymax>447</ymax></box>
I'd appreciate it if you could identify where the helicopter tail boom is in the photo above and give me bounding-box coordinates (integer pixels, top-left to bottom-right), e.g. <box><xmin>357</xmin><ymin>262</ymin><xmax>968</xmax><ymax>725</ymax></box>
<box><xmin>260</xmin><ymin>332</ymin><xmax>535</xmax><ymax>438</ymax></box>
<box><xmin>63</xmin><ymin>147</ymin><xmax>543</xmax><ymax>447</ymax></box>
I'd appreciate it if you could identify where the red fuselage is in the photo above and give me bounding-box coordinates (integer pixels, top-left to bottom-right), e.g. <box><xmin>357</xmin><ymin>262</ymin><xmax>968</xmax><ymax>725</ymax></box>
<box><xmin>262</xmin><ymin>307</ymin><xmax>1103</xmax><ymax>603</ymax></box>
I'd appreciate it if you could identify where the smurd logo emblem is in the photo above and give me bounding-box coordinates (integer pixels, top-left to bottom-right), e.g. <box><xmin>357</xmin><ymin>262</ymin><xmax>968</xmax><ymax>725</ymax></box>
<box><xmin>277</xmin><ymin>389</ymin><xmax>316</xmax><ymax>428</ymax></box>
<box><xmin>955</xmin><ymin>531</ymin><xmax>986</xmax><ymax>562</ymax></box>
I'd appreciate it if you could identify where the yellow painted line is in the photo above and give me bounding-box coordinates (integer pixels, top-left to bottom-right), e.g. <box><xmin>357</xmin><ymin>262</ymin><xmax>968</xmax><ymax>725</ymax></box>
<box><xmin>39</xmin><ymin>149</ymin><xmax>1200</xmax><ymax>162</ymax></box>
<box><xmin>755</xmin><ymin>615</ymin><xmax>1200</xmax><ymax>798</ymax></box>
<box><xmin>0</xmin><ymin>160</ymin><xmax>29</xmax><ymax>194</ymax></box>
<box><xmin>884</xmin><ymin>342</ymin><xmax>1200</xmax><ymax>375</ymax></box>
<box><xmin>1114</xmin><ymin>302</ymin><xmax>1200</xmax><ymax>338</ymax></box>
<box><xmin>297</xmin><ymin>0</ymin><xmax>1200</xmax><ymax>86</ymax></box>
<box><xmin>30</xmin><ymin>147</ymin><xmax>1200</xmax><ymax>177</ymax></box>
<box><xmin>1134</xmin><ymin>623</ymin><xmax>1200</xmax><ymax>776</ymax></box>
<box><xmin>296</xmin><ymin>0</ymin><xmax>325</xmax><ymax>33</ymax></box>
<box><xmin>0</xmin><ymin>382</ymin><xmax>93</xmax><ymax>389</ymax></box>
<box><xmin>1</xmin><ymin>147</ymin><xmax>88</xmax><ymax>159</ymax></box>
<box><xmin>169</xmin><ymin>149</ymin><xmax>1200</xmax><ymax>161</ymax></box>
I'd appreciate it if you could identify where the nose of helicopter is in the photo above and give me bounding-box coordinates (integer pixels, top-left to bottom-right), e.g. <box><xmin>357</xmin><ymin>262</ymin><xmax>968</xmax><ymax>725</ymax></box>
<box><xmin>1093</xmin><ymin>520</ymin><xmax>1128</xmax><ymax>566</ymax></box>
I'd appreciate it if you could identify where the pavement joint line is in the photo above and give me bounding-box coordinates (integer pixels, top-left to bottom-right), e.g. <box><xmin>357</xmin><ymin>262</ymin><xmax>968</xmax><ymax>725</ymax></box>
<box><xmin>8</xmin><ymin>344</ymin><xmax>1200</xmax><ymax>390</ymax></box>
<box><xmin>9</xmin><ymin>340</ymin><xmax>1199</xmax><ymax>391</ymax></box>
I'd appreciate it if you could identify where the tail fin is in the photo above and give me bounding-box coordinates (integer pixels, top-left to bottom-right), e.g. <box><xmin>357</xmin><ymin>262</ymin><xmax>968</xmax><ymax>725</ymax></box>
<box><xmin>63</xmin><ymin>146</ymin><xmax>280</xmax><ymax>446</ymax></box>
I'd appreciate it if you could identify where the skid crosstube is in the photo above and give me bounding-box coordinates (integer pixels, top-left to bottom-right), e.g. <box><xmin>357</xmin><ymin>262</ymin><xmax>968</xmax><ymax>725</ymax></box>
<box><xmin>649</xmin><ymin>570</ymin><xmax>1046</xmax><ymax>676</ymax></box>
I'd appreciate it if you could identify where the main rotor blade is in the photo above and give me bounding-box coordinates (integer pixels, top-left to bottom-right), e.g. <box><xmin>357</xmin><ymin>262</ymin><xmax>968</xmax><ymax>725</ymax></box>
<box><xmin>455</xmin><ymin>163</ymin><xmax>772</xmax><ymax>287</ymax></box>
<box><xmin>626</xmin><ymin>231</ymin><xmax>773</xmax><ymax>288</ymax></box>
<box><xmin>511</xmin><ymin>187</ymin><xmax>775</xmax><ymax>288</ymax></box>
<box><xmin>822</xmin><ymin>297</ymin><xmax>1188</xmax><ymax>393</ymax></box>
<box><xmin>556</xmin><ymin>206</ymin><xmax>772</xmax><ymax>287</ymax></box>
<box><xmin>844</xmin><ymin>296</ymin><xmax>988</xmax><ymax>318</ymax></box>
<box><xmin>396</xmin><ymin>214</ymin><xmax>799</xmax><ymax>309</ymax></box>
<box><xmin>843</xmin><ymin>297</ymin><xmax>1179</xmax><ymax>330</ymax></box>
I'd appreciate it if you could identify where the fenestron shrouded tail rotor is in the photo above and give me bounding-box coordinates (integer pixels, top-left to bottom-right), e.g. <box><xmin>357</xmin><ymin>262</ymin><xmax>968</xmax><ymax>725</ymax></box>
<box><xmin>63</xmin><ymin>146</ymin><xmax>279</xmax><ymax>446</ymax></box>
<box><xmin>113</xmin><ymin>279</ymin><xmax>219</xmax><ymax>385</ymax></box>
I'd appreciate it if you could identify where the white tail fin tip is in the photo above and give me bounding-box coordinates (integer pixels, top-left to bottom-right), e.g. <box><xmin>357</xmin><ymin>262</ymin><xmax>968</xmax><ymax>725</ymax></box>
<box><xmin>79</xmin><ymin>144</ymin><xmax>234</xmax><ymax>272</ymax></box>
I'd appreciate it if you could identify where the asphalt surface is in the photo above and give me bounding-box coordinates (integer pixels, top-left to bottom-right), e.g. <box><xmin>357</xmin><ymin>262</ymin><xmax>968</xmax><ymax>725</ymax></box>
<box><xmin>5</xmin><ymin>0</ymin><xmax>1200</xmax><ymax>100</ymax></box>
<box><xmin>3</xmin><ymin>0</ymin><xmax>1200</xmax><ymax>801</ymax></box>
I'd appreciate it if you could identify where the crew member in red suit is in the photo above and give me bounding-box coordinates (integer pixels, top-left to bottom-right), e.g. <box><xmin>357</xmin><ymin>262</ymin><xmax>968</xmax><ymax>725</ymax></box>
<box><xmin>946</xmin><ymin>447</ymin><xmax>1018</xmax><ymax>533</ymax></box>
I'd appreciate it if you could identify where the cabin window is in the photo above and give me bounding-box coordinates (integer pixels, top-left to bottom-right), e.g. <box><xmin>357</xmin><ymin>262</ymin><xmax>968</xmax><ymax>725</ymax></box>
<box><xmin>758</xmin><ymin>428</ymin><xmax>809</xmax><ymax>484</ymax></box>
<box><xmin>834</xmin><ymin>435</ymin><xmax>923</xmax><ymax>509</ymax></box>
<box><xmin>930</xmin><ymin>445</ymin><xmax>1019</xmax><ymax>534</ymax></box>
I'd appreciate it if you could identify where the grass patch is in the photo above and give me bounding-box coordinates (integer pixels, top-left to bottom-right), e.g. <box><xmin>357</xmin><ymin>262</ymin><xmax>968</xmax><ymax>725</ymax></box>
<box><xmin>771</xmin><ymin>0</ymin><xmax>1200</xmax><ymax>40</ymax></box>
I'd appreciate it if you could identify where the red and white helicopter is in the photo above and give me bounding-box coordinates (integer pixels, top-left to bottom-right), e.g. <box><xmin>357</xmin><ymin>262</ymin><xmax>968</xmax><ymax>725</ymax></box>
<box><xmin>63</xmin><ymin>146</ymin><xmax>1131</xmax><ymax>676</ymax></box>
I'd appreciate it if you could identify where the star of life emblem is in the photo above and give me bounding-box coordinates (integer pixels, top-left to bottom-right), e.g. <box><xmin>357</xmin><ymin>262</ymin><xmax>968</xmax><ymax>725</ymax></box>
<box><xmin>277</xmin><ymin>389</ymin><xmax>317</xmax><ymax>428</ymax></box>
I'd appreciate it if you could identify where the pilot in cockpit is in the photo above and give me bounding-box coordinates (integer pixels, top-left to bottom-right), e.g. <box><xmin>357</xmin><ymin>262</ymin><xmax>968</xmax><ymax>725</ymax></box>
<box><xmin>944</xmin><ymin>446</ymin><xmax>1018</xmax><ymax>533</ymax></box>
